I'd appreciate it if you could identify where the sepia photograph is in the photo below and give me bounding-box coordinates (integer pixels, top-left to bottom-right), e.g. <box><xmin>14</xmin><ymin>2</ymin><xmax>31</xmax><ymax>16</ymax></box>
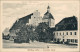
<box><xmin>0</xmin><ymin>0</ymin><xmax>79</xmax><ymax>52</ymax></box>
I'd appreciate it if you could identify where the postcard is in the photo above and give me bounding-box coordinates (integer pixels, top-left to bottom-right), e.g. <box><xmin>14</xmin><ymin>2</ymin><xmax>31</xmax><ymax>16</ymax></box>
<box><xmin>0</xmin><ymin>0</ymin><xmax>80</xmax><ymax>52</ymax></box>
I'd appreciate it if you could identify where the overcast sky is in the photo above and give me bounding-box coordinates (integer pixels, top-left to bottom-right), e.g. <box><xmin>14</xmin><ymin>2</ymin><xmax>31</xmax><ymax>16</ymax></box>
<box><xmin>1</xmin><ymin>1</ymin><xmax>79</xmax><ymax>32</ymax></box>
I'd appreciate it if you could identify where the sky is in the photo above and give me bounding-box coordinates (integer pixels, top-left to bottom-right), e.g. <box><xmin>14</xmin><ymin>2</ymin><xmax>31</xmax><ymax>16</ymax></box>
<box><xmin>1</xmin><ymin>1</ymin><xmax>79</xmax><ymax>32</ymax></box>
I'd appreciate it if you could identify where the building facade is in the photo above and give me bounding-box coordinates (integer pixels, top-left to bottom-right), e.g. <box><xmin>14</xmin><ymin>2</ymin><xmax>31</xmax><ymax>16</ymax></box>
<box><xmin>53</xmin><ymin>16</ymin><xmax>78</xmax><ymax>45</ymax></box>
<box><xmin>53</xmin><ymin>30</ymin><xmax>78</xmax><ymax>44</ymax></box>
<box><xmin>29</xmin><ymin>10</ymin><xmax>42</xmax><ymax>26</ymax></box>
<box><xmin>42</xmin><ymin>5</ymin><xmax>55</xmax><ymax>28</ymax></box>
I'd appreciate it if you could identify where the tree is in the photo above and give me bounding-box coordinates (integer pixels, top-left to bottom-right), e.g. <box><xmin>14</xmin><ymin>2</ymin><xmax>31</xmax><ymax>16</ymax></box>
<box><xmin>15</xmin><ymin>24</ymin><xmax>38</xmax><ymax>43</ymax></box>
<box><xmin>35</xmin><ymin>22</ymin><xmax>53</xmax><ymax>42</ymax></box>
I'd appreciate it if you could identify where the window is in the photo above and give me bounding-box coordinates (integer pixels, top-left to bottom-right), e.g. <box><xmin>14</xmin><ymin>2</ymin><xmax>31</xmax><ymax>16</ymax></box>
<box><xmin>66</xmin><ymin>32</ymin><xmax>68</xmax><ymax>35</ymax></box>
<box><xmin>67</xmin><ymin>39</ymin><xmax>69</xmax><ymax>42</ymax></box>
<box><xmin>54</xmin><ymin>39</ymin><xmax>56</xmax><ymax>41</ymax></box>
<box><xmin>71</xmin><ymin>39</ymin><xmax>73</xmax><ymax>42</ymax></box>
<box><xmin>74</xmin><ymin>32</ymin><xmax>77</xmax><ymax>35</ymax></box>
<box><xmin>63</xmin><ymin>32</ymin><xmax>64</xmax><ymax>35</ymax></box>
<box><xmin>70</xmin><ymin>39</ymin><xmax>74</xmax><ymax>43</ymax></box>
<box><xmin>70</xmin><ymin>32</ymin><xmax>72</xmax><ymax>35</ymax></box>
<box><xmin>75</xmin><ymin>39</ymin><xmax>78</xmax><ymax>43</ymax></box>
<box><xmin>57</xmin><ymin>33</ymin><xmax>58</xmax><ymax>35</ymax></box>
<box><xmin>60</xmin><ymin>33</ymin><xmax>61</xmax><ymax>35</ymax></box>
<box><xmin>67</xmin><ymin>39</ymin><xmax>70</xmax><ymax>42</ymax></box>
<box><xmin>72</xmin><ymin>39</ymin><xmax>74</xmax><ymax>43</ymax></box>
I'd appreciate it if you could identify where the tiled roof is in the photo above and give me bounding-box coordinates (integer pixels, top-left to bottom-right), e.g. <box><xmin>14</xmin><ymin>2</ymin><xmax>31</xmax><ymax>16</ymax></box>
<box><xmin>55</xmin><ymin>16</ymin><xmax>77</xmax><ymax>31</ymax></box>
<box><xmin>9</xmin><ymin>13</ymin><xmax>33</xmax><ymax>32</ymax></box>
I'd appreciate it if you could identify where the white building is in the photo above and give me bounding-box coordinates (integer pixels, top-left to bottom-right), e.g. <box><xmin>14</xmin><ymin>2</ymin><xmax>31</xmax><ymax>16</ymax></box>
<box><xmin>29</xmin><ymin>10</ymin><xmax>42</xmax><ymax>26</ymax></box>
<box><xmin>53</xmin><ymin>30</ymin><xmax>78</xmax><ymax>44</ymax></box>
<box><xmin>53</xmin><ymin>16</ymin><xmax>78</xmax><ymax>45</ymax></box>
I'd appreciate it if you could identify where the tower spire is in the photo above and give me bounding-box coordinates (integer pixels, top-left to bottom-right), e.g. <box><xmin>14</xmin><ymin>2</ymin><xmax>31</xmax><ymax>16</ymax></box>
<box><xmin>47</xmin><ymin>4</ymin><xmax>50</xmax><ymax>13</ymax></box>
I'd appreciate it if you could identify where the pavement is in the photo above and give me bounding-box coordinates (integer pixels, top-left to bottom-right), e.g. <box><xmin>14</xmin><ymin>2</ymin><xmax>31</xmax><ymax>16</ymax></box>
<box><xmin>3</xmin><ymin>39</ymin><xmax>78</xmax><ymax>48</ymax></box>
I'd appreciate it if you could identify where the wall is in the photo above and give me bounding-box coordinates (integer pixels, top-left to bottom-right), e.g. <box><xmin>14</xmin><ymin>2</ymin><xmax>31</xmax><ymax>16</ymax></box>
<box><xmin>50</xmin><ymin>19</ymin><xmax>55</xmax><ymax>28</ymax></box>
<box><xmin>53</xmin><ymin>30</ymin><xmax>78</xmax><ymax>44</ymax></box>
<box><xmin>29</xmin><ymin>10</ymin><xmax>42</xmax><ymax>26</ymax></box>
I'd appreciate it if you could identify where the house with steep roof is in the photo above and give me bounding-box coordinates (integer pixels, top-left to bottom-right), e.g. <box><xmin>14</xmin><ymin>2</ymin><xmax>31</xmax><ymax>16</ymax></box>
<box><xmin>53</xmin><ymin>16</ymin><xmax>78</xmax><ymax>45</ymax></box>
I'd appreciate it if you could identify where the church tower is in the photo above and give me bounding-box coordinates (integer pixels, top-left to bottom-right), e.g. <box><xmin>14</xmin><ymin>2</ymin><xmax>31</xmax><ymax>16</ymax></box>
<box><xmin>47</xmin><ymin>5</ymin><xmax>50</xmax><ymax>13</ymax></box>
<box><xmin>42</xmin><ymin>5</ymin><xmax>55</xmax><ymax>28</ymax></box>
